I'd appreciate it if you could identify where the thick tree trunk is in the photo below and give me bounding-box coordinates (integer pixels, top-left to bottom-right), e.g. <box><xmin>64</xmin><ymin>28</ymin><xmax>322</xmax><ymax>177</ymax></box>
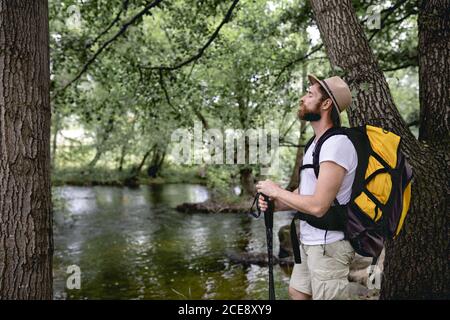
<box><xmin>0</xmin><ymin>0</ymin><xmax>53</xmax><ymax>299</ymax></box>
<box><xmin>310</xmin><ymin>0</ymin><xmax>449</xmax><ymax>299</ymax></box>
<box><xmin>286</xmin><ymin>135</ymin><xmax>303</xmax><ymax>192</ymax></box>
<box><xmin>51</xmin><ymin>112</ymin><xmax>60</xmax><ymax>170</ymax></box>
<box><xmin>418</xmin><ymin>0</ymin><xmax>450</xmax><ymax>147</ymax></box>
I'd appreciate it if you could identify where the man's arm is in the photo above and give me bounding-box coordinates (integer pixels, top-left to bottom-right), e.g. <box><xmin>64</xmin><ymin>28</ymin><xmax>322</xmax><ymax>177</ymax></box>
<box><xmin>273</xmin><ymin>161</ymin><xmax>346</xmax><ymax>217</ymax></box>
<box><xmin>255</xmin><ymin>161</ymin><xmax>346</xmax><ymax>216</ymax></box>
<box><xmin>273</xmin><ymin>188</ymin><xmax>297</xmax><ymax>211</ymax></box>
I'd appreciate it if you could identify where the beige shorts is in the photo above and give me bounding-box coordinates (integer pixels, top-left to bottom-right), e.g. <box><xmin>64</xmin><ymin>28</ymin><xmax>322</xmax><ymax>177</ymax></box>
<box><xmin>289</xmin><ymin>239</ymin><xmax>355</xmax><ymax>300</ymax></box>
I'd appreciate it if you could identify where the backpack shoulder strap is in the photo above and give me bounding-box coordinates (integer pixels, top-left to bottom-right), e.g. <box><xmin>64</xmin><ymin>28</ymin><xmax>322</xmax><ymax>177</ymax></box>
<box><xmin>311</xmin><ymin>127</ymin><xmax>346</xmax><ymax>178</ymax></box>
<box><xmin>298</xmin><ymin>135</ymin><xmax>317</xmax><ymax>173</ymax></box>
<box><xmin>304</xmin><ymin>135</ymin><xmax>315</xmax><ymax>154</ymax></box>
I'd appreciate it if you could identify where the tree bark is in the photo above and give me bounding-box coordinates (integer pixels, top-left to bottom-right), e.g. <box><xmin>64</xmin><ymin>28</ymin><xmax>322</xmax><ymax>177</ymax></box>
<box><xmin>310</xmin><ymin>0</ymin><xmax>449</xmax><ymax>299</ymax></box>
<box><xmin>0</xmin><ymin>0</ymin><xmax>53</xmax><ymax>299</ymax></box>
<box><xmin>51</xmin><ymin>112</ymin><xmax>60</xmax><ymax>170</ymax></box>
<box><xmin>418</xmin><ymin>0</ymin><xmax>450</xmax><ymax>147</ymax></box>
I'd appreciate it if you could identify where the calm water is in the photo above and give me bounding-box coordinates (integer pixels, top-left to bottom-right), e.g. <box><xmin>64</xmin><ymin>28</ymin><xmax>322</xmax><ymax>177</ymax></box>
<box><xmin>52</xmin><ymin>184</ymin><xmax>294</xmax><ymax>300</ymax></box>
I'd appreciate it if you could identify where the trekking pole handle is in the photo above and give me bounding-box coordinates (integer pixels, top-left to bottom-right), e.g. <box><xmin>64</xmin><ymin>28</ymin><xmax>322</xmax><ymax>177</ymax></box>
<box><xmin>256</xmin><ymin>192</ymin><xmax>274</xmax><ymax>213</ymax></box>
<box><xmin>256</xmin><ymin>193</ymin><xmax>274</xmax><ymax>229</ymax></box>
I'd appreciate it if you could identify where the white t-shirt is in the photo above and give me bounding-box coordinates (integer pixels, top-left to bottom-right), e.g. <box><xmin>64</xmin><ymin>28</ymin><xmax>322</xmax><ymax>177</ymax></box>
<box><xmin>299</xmin><ymin>134</ymin><xmax>358</xmax><ymax>245</ymax></box>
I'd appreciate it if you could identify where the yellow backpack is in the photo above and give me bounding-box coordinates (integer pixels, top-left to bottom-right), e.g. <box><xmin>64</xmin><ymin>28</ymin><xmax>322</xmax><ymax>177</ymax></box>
<box><xmin>291</xmin><ymin>125</ymin><xmax>413</xmax><ymax>263</ymax></box>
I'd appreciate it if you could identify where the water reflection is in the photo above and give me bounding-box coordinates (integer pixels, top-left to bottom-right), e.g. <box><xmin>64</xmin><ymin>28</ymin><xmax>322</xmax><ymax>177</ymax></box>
<box><xmin>53</xmin><ymin>184</ymin><xmax>292</xmax><ymax>299</ymax></box>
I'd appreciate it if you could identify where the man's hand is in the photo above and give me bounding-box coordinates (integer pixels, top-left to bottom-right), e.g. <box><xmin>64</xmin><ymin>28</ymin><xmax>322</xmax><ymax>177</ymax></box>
<box><xmin>257</xmin><ymin>194</ymin><xmax>269</xmax><ymax>212</ymax></box>
<box><xmin>256</xmin><ymin>184</ymin><xmax>299</xmax><ymax>212</ymax></box>
<box><xmin>255</xmin><ymin>180</ymin><xmax>281</xmax><ymax>199</ymax></box>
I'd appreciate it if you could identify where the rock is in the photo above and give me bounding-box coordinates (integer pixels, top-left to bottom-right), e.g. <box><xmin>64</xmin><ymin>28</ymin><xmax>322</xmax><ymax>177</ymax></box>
<box><xmin>123</xmin><ymin>176</ymin><xmax>139</xmax><ymax>188</ymax></box>
<box><xmin>278</xmin><ymin>225</ymin><xmax>294</xmax><ymax>259</ymax></box>
<box><xmin>347</xmin><ymin>282</ymin><xmax>370</xmax><ymax>297</ymax></box>
<box><xmin>350</xmin><ymin>254</ymin><xmax>373</xmax><ymax>270</ymax></box>
<box><xmin>226</xmin><ymin>224</ymin><xmax>295</xmax><ymax>267</ymax></box>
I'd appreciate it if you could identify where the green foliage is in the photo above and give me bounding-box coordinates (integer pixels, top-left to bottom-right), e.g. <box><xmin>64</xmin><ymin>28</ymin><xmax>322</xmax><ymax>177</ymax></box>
<box><xmin>49</xmin><ymin>0</ymin><xmax>420</xmax><ymax>189</ymax></box>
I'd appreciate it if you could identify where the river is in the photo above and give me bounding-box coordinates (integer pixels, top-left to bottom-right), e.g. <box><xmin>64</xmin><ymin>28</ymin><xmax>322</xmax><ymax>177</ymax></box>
<box><xmin>52</xmin><ymin>184</ymin><xmax>294</xmax><ymax>300</ymax></box>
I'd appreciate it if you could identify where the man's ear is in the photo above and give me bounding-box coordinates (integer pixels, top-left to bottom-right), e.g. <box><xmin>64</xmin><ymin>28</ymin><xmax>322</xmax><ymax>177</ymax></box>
<box><xmin>321</xmin><ymin>98</ymin><xmax>333</xmax><ymax>110</ymax></box>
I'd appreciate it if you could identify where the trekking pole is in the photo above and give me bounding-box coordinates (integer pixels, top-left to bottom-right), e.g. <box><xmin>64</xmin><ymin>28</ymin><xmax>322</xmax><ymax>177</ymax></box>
<box><xmin>252</xmin><ymin>192</ymin><xmax>275</xmax><ymax>300</ymax></box>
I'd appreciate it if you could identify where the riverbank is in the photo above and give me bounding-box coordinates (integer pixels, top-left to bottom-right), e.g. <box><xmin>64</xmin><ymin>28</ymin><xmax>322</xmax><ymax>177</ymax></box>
<box><xmin>52</xmin><ymin>167</ymin><xmax>254</xmax><ymax>214</ymax></box>
<box><xmin>51</xmin><ymin>166</ymin><xmax>206</xmax><ymax>187</ymax></box>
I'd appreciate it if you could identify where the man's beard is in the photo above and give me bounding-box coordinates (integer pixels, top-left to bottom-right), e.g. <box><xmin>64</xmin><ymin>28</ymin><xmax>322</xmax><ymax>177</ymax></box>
<box><xmin>302</xmin><ymin>112</ymin><xmax>321</xmax><ymax>121</ymax></box>
<box><xmin>298</xmin><ymin>103</ymin><xmax>321</xmax><ymax>122</ymax></box>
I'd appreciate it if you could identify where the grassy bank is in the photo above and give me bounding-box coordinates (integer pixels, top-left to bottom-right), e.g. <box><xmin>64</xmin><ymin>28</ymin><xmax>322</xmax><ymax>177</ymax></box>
<box><xmin>51</xmin><ymin>165</ymin><xmax>207</xmax><ymax>187</ymax></box>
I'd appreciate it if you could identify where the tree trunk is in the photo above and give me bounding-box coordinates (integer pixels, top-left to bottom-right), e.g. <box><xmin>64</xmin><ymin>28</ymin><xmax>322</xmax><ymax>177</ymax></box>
<box><xmin>286</xmin><ymin>121</ymin><xmax>307</xmax><ymax>191</ymax></box>
<box><xmin>87</xmin><ymin>147</ymin><xmax>103</xmax><ymax>169</ymax></box>
<box><xmin>131</xmin><ymin>147</ymin><xmax>154</xmax><ymax>176</ymax></box>
<box><xmin>87</xmin><ymin>114</ymin><xmax>115</xmax><ymax>169</ymax></box>
<box><xmin>154</xmin><ymin>149</ymin><xmax>166</xmax><ymax>176</ymax></box>
<box><xmin>310</xmin><ymin>0</ymin><xmax>449</xmax><ymax>299</ymax></box>
<box><xmin>239</xmin><ymin>167</ymin><xmax>256</xmax><ymax>197</ymax></box>
<box><xmin>287</xmin><ymin>63</ymin><xmax>309</xmax><ymax>191</ymax></box>
<box><xmin>146</xmin><ymin>147</ymin><xmax>166</xmax><ymax>178</ymax></box>
<box><xmin>158</xmin><ymin>150</ymin><xmax>166</xmax><ymax>168</ymax></box>
<box><xmin>51</xmin><ymin>112</ymin><xmax>60</xmax><ymax>170</ymax></box>
<box><xmin>418</xmin><ymin>0</ymin><xmax>450</xmax><ymax>147</ymax></box>
<box><xmin>118</xmin><ymin>144</ymin><xmax>127</xmax><ymax>172</ymax></box>
<box><xmin>0</xmin><ymin>0</ymin><xmax>53</xmax><ymax>299</ymax></box>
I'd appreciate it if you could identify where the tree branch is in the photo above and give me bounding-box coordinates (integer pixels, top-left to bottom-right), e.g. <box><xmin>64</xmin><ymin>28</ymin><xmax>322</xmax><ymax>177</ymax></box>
<box><xmin>158</xmin><ymin>69</ymin><xmax>209</xmax><ymax>129</ymax></box>
<box><xmin>145</xmin><ymin>0</ymin><xmax>240</xmax><ymax>72</ymax></box>
<box><xmin>272</xmin><ymin>44</ymin><xmax>323</xmax><ymax>88</ymax></box>
<box><xmin>382</xmin><ymin>61</ymin><xmax>417</xmax><ymax>72</ymax></box>
<box><xmin>52</xmin><ymin>0</ymin><xmax>164</xmax><ymax>98</ymax></box>
<box><xmin>281</xmin><ymin>119</ymin><xmax>297</xmax><ymax>140</ymax></box>
<box><xmin>158</xmin><ymin>69</ymin><xmax>179</xmax><ymax>115</ymax></box>
<box><xmin>86</xmin><ymin>0</ymin><xmax>130</xmax><ymax>49</ymax></box>
<box><xmin>279</xmin><ymin>140</ymin><xmax>305</xmax><ymax>148</ymax></box>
